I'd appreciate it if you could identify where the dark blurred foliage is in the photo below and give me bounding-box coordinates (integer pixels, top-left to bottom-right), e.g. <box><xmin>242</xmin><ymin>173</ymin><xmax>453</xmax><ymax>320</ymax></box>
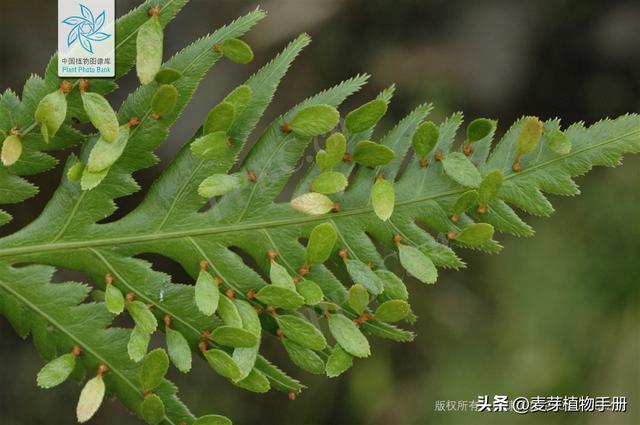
<box><xmin>0</xmin><ymin>1</ymin><xmax>638</xmax><ymax>424</ymax></box>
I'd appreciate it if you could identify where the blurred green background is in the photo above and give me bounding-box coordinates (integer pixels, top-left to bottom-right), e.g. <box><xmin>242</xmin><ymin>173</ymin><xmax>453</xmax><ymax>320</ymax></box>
<box><xmin>0</xmin><ymin>0</ymin><xmax>638</xmax><ymax>424</ymax></box>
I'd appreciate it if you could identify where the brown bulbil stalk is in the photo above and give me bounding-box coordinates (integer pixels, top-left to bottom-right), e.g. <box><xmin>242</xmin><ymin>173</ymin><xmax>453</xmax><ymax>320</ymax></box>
<box><xmin>246</xmin><ymin>170</ymin><xmax>257</xmax><ymax>182</ymax></box>
<box><xmin>9</xmin><ymin>127</ymin><xmax>22</xmax><ymax>137</ymax></box>
<box><xmin>104</xmin><ymin>273</ymin><xmax>113</xmax><ymax>286</ymax></box>
<box><xmin>276</xmin><ymin>328</ymin><xmax>284</xmax><ymax>338</ymax></box>
<box><xmin>199</xmin><ymin>260</ymin><xmax>208</xmax><ymax>272</ymax></box>
<box><xmin>127</xmin><ymin>117</ymin><xmax>141</xmax><ymax>128</ymax></box>
<box><xmin>343</xmin><ymin>152</ymin><xmax>353</xmax><ymax>162</ymax></box>
<box><xmin>288</xmin><ymin>392</ymin><xmax>297</xmax><ymax>401</ymax></box>
<box><xmin>78</xmin><ymin>79</ymin><xmax>90</xmax><ymax>93</ymax></box>
<box><xmin>512</xmin><ymin>157</ymin><xmax>522</xmax><ymax>172</ymax></box>
<box><xmin>246</xmin><ymin>289</ymin><xmax>257</xmax><ymax>299</ymax></box>
<box><xmin>71</xmin><ymin>344</ymin><xmax>82</xmax><ymax>357</ymax></box>
<box><xmin>148</xmin><ymin>6</ymin><xmax>161</xmax><ymax>16</ymax></box>
<box><xmin>151</xmin><ymin>113</ymin><xmax>161</xmax><ymax>121</ymax></box>
<box><xmin>331</xmin><ymin>202</ymin><xmax>341</xmax><ymax>213</ymax></box>
<box><xmin>212</xmin><ymin>44</ymin><xmax>222</xmax><ymax>53</ymax></box>
<box><xmin>267</xmin><ymin>250</ymin><xmax>278</xmax><ymax>262</ymax></box>
<box><xmin>477</xmin><ymin>205</ymin><xmax>487</xmax><ymax>214</ymax></box>
<box><xmin>198</xmin><ymin>341</ymin><xmax>208</xmax><ymax>352</ymax></box>
<box><xmin>338</xmin><ymin>248</ymin><xmax>348</xmax><ymax>261</ymax></box>
<box><xmin>125</xmin><ymin>292</ymin><xmax>135</xmax><ymax>302</ymax></box>
<box><xmin>434</xmin><ymin>148</ymin><xmax>443</xmax><ymax>161</ymax></box>
<box><xmin>393</xmin><ymin>234</ymin><xmax>403</xmax><ymax>247</ymax></box>
<box><xmin>97</xmin><ymin>364</ymin><xmax>109</xmax><ymax>376</ymax></box>
<box><xmin>450</xmin><ymin>213</ymin><xmax>459</xmax><ymax>223</ymax></box>
<box><xmin>213</xmin><ymin>276</ymin><xmax>222</xmax><ymax>286</ymax></box>
<box><xmin>266</xmin><ymin>305</ymin><xmax>277</xmax><ymax>316</ymax></box>
<box><xmin>280</xmin><ymin>123</ymin><xmax>292</xmax><ymax>133</ymax></box>
<box><xmin>447</xmin><ymin>230</ymin><xmax>457</xmax><ymax>240</ymax></box>
<box><xmin>419</xmin><ymin>158</ymin><xmax>429</xmax><ymax>168</ymax></box>
<box><xmin>298</xmin><ymin>263</ymin><xmax>310</xmax><ymax>276</ymax></box>
<box><xmin>463</xmin><ymin>143</ymin><xmax>474</xmax><ymax>156</ymax></box>
<box><xmin>163</xmin><ymin>315</ymin><xmax>172</xmax><ymax>328</ymax></box>
<box><xmin>225</xmin><ymin>288</ymin><xmax>236</xmax><ymax>299</ymax></box>
<box><xmin>60</xmin><ymin>80</ymin><xmax>73</xmax><ymax>93</ymax></box>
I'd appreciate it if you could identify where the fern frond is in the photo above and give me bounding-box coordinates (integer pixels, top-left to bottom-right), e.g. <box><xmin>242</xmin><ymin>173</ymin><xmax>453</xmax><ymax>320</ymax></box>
<box><xmin>0</xmin><ymin>1</ymin><xmax>638</xmax><ymax>424</ymax></box>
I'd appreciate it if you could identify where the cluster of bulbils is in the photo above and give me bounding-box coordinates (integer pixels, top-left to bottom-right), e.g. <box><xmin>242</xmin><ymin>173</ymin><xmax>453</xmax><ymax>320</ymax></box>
<box><xmin>24</xmin><ymin>6</ymin><xmax>256</xmax><ymax>425</ymax></box>
<box><xmin>4</xmin><ymin>3</ymin><xmax>570</xmax><ymax>424</ymax></box>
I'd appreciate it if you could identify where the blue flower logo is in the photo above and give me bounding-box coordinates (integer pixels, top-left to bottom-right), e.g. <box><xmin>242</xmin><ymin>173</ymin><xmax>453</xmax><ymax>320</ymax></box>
<box><xmin>62</xmin><ymin>4</ymin><xmax>111</xmax><ymax>54</ymax></box>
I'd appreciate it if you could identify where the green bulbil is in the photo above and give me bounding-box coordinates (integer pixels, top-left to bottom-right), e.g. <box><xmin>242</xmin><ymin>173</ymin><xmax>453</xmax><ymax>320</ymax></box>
<box><xmin>478</xmin><ymin>170</ymin><xmax>504</xmax><ymax>206</ymax></box>
<box><xmin>128</xmin><ymin>326</ymin><xmax>151</xmax><ymax>362</ymax></box>
<box><xmin>203</xmin><ymin>349</ymin><xmax>242</xmax><ymax>381</ymax></box>
<box><xmin>454</xmin><ymin>223</ymin><xmax>495</xmax><ymax>246</ymax></box>
<box><xmin>276</xmin><ymin>314</ymin><xmax>326</xmax><ymax>351</ymax></box>
<box><xmin>282</xmin><ymin>339</ymin><xmax>325</xmax><ymax>375</ymax></box>
<box><xmin>35</xmin><ymin>90</ymin><xmax>67</xmax><ymax>143</ymax></box>
<box><xmin>296</xmin><ymin>279</ymin><xmax>324</xmax><ymax>305</ymax></box>
<box><xmin>305</xmin><ymin>222</ymin><xmax>337</xmax><ymax>265</ymax></box>
<box><xmin>548</xmin><ymin>128</ymin><xmax>571</xmax><ymax>155</ymax></box>
<box><xmin>194</xmin><ymin>415</ymin><xmax>232</xmax><ymax>425</ymax></box>
<box><xmin>137</xmin><ymin>14</ymin><xmax>164</xmax><ymax>85</ymax></box>
<box><xmin>80</xmin><ymin>167</ymin><xmax>108</xmax><ymax>191</ymax></box>
<box><xmin>467</xmin><ymin>118</ymin><xmax>495</xmax><ymax>143</ymax></box>
<box><xmin>353</xmin><ymin>140</ymin><xmax>396</xmax><ymax>167</ymax></box>
<box><xmin>1</xmin><ymin>135</ymin><xmax>22</xmax><ymax>166</ymax></box>
<box><xmin>204</xmin><ymin>102</ymin><xmax>236</xmax><ymax>134</ymax></box>
<box><xmin>345</xmin><ymin>99</ymin><xmax>387</xmax><ymax>133</ymax></box>
<box><xmin>86</xmin><ymin>125</ymin><xmax>130</xmax><ymax>173</ymax></box>
<box><xmin>36</xmin><ymin>353</ymin><xmax>76</xmax><ymax>389</ymax></box>
<box><xmin>217</xmin><ymin>295</ymin><xmax>243</xmax><ymax>328</ymax></box>
<box><xmin>140</xmin><ymin>349</ymin><xmax>169</xmax><ymax>391</ymax></box>
<box><xmin>66</xmin><ymin>162</ymin><xmax>84</xmax><ymax>181</ymax></box>
<box><xmin>256</xmin><ymin>286</ymin><xmax>305</xmax><ymax>309</ymax></box>
<box><xmin>345</xmin><ymin>259</ymin><xmax>384</xmax><ymax>294</ymax></box>
<box><xmin>376</xmin><ymin>270</ymin><xmax>408</xmax><ymax>301</ymax></box>
<box><xmin>327</xmin><ymin>314</ymin><xmax>370</xmax><ymax>358</ymax></box>
<box><xmin>151</xmin><ymin>84</ymin><xmax>178</xmax><ymax>116</ymax></box>
<box><xmin>291</xmin><ymin>192</ymin><xmax>335</xmax><ymax>215</ymax></box>
<box><xmin>516</xmin><ymin>116</ymin><xmax>544</xmax><ymax>156</ymax></box>
<box><xmin>311</xmin><ymin>171</ymin><xmax>348</xmax><ymax>194</ymax></box>
<box><xmin>191</xmin><ymin>131</ymin><xmax>230</xmax><ymax>159</ymax></box>
<box><xmin>81</xmin><ymin>91</ymin><xmax>119</xmax><ymax>143</ymax></box>
<box><xmin>398</xmin><ymin>245</ymin><xmax>437</xmax><ymax>284</ymax></box>
<box><xmin>412</xmin><ymin>121</ymin><xmax>439</xmax><ymax>158</ymax></box>
<box><xmin>198</xmin><ymin>173</ymin><xmax>243</xmax><ymax>198</ymax></box>
<box><xmin>223</xmin><ymin>85</ymin><xmax>253</xmax><ymax>113</ymax></box>
<box><xmin>154</xmin><ymin>67</ymin><xmax>182</xmax><ymax>84</ymax></box>
<box><xmin>316</xmin><ymin>132</ymin><xmax>347</xmax><ymax>171</ymax></box>
<box><xmin>140</xmin><ymin>394</ymin><xmax>165</xmax><ymax>425</ymax></box>
<box><xmin>210</xmin><ymin>326</ymin><xmax>258</xmax><ymax>348</ymax></box>
<box><xmin>220</xmin><ymin>38</ymin><xmax>254</xmax><ymax>64</ymax></box>
<box><xmin>375</xmin><ymin>299</ymin><xmax>411</xmax><ymax>322</ymax></box>
<box><xmin>234</xmin><ymin>369</ymin><xmax>270</xmax><ymax>393</ymax></box>
<box><xmin>195</xmin><ymin>269</ymin><xmax>219</xmax><ymax>316</ymax></box>
<box><xmin>76</xmin><ymin>374</ymin><xmax>105</xmax><ymax>423</ymax></box>
<box><xmin>269</xmin><ymin>261</ymin><xmax>295</xmax><ymax>290</ymax></box>
<box><xmin>371</xmin><ymin>178</ymin><xmax>395</xmax><ymax>221</ymax></box>
<box><xmin>166</xmin><ymin>327</ymin><xmax>192</xmax><ymax>373</ymax></box>
<box><xmin>326</xmin><ymin>344</ymin><xmax>353</xmax><ymax>377</ymax></box>
<box><xmin>453</xmin><ymin>190</ymin><xmax>479</xmax><ymax>215</ymax></box>
<box><xmin>290</xmin><ymin>104</ymin><xmax>340</xmax><ymax>137</ymax></box>
<box><xmin>105</xmin><ymin>283</ymin><xmax>125</xmax><ymax>315</ymax></box>
<box><xmin>127</xmin><ymin>300</ymin><xmax>157</xmax><ymax>334</ymax></box>
<box><xmin>348</xmin><ymin>284</ymin><xmax>369</xmax><ymax>314</ymax></box>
